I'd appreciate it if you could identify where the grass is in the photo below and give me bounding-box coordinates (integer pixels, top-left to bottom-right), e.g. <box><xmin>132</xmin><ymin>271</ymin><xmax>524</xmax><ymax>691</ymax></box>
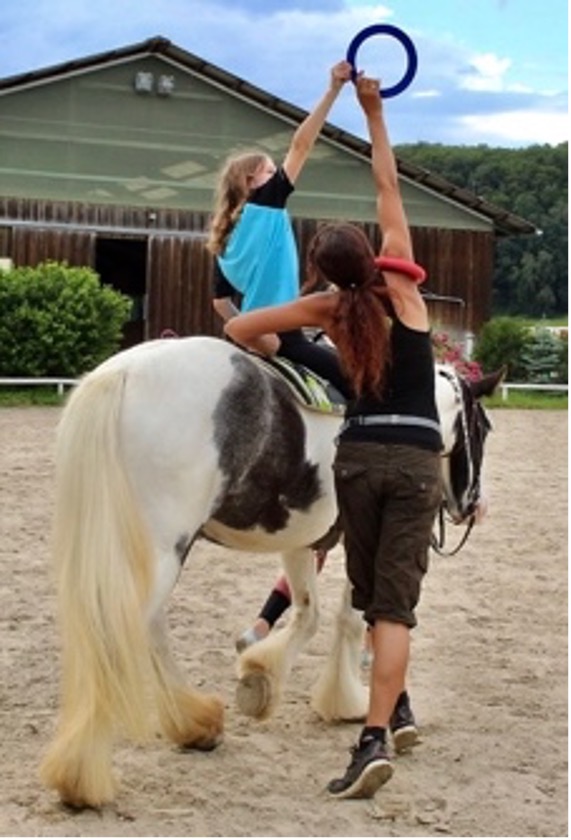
<box><xmin>523</xmin><ymin>316</ymin><xmax>568</xmax><ymax>329</ymax></box>
<box><xmin>0</xmin><ymin>387</ymin><xmax>69</xmax><ymax>407</ymax></box>
<box><xmin>484</xmin><ymin>390</ymin><xmax>568</xmax><ymax>410</ymax></box>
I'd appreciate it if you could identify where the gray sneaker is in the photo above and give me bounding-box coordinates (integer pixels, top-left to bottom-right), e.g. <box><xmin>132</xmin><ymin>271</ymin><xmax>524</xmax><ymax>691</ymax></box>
<box><xmin>327</xmin><ymin>737</ymin><xmax>393</xmax><ymax>799</ymax></box>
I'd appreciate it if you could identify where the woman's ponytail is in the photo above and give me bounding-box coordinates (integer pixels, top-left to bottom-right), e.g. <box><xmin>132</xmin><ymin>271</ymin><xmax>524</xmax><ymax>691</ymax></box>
<box><xmin>306</xmin><ymin>223</ymin><xmax>393</xmax><ymax>397</ymax></box>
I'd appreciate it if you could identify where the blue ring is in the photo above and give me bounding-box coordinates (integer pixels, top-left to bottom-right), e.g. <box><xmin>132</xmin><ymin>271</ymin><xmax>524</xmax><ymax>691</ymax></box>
<box><xmin>346</xmin><ymin>24</ymin><xmax>418</xmax><ymax>98</ymax></box>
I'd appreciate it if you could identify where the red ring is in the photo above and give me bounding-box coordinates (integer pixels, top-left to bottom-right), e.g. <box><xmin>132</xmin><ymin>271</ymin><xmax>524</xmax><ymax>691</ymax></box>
<box><xmin>375</xmin><ymin>256</ymin><xmax>426</xmax><ymax>283</ymax></box>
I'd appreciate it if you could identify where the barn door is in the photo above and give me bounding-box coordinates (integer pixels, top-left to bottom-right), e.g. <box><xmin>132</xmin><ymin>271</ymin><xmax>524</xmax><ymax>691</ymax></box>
<box><xmin>95</xmin><ymin>236</ymin><xmax>147</xmax><ymax>348</ymax></box>
<box><xmin>146</xmin><ymin>234</ymin><xmax>219</xmax><ymax>339</ymax></box>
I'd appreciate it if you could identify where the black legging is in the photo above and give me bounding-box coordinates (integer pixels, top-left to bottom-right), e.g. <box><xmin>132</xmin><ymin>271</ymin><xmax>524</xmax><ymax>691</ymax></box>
<box><xmin>277</xmin><ymin>329</ymin><xmax>352</xmax><ymax>400</ymax></box>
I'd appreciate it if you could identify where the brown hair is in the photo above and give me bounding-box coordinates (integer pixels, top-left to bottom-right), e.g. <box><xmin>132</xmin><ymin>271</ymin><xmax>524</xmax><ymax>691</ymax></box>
<box><xmin>206</xmin><ymin>152</ymin><xmax>269</xmax><ymax>255</ymax></box>
<box><xmin>305</xmin><ymin>223</ymin><xmax>395</xmax><ymax>397</ymax></box>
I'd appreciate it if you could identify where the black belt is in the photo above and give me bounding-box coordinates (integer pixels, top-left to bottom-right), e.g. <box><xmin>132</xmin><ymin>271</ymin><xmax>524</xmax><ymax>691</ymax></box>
<box><xmin>340</xmin><ymin>413</ymin><xmax>441</xmax><ymax>435</ymax></box>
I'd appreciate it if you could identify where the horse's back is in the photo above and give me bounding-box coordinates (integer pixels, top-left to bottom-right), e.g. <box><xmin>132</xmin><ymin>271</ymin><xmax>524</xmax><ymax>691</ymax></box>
<box><xmin>94</xmin><ymin>335</ymin><xmax>235</xmax><ymax>390</ymax></box>
<box><xmin>64</xmin><ymin>336</ymin><xmax>339</xmax><ymax>552</ymax></box>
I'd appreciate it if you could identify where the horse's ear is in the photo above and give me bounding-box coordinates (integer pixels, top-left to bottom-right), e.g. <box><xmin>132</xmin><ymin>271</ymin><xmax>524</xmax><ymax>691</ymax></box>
<box><xmin>469</xmin><ymin>366</ymin><xmax>507</xmax><ymax>399</ymax></box>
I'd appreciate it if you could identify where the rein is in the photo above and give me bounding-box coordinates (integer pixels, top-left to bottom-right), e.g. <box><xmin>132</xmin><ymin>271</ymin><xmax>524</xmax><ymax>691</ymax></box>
<box><xmin>431</xmin><ymin>505</ymin><xmax>476</xmax><ymax>557</ymax></box>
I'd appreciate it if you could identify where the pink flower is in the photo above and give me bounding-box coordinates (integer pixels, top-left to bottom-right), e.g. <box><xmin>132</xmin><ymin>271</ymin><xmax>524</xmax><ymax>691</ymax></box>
<box><xmin>432</xmin><ymin>334</ymin><xmax>482</xmax><ymax>381</ymax></box>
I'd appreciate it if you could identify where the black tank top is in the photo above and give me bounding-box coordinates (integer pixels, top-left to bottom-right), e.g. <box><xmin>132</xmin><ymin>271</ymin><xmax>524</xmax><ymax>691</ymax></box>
<box><xmin>340</xmin><ymin>317</ymin><xmax>442</xmax><ymax>452</ymax></box>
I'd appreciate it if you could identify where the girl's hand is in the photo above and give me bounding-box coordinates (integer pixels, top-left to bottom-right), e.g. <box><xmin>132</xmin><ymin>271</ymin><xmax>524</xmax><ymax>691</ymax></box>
<box><xmin>330</xmin><ymin>60</ymin><xmax>353</xmax><ymax>89</ymax></box>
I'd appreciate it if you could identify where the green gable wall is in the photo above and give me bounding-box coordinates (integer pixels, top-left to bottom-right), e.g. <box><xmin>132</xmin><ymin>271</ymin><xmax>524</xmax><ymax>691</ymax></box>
<box><xmin>0</xmin><ymin>55</ymin><xmax>491</xmax><ymax>231</ymax></box>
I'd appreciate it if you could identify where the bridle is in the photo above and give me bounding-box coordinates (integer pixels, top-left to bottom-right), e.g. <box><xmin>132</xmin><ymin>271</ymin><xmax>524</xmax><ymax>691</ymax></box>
<box><xmin>432</xmin><ymin>368</ymin><xmax>491</xmax><ymax>557</ymax></box>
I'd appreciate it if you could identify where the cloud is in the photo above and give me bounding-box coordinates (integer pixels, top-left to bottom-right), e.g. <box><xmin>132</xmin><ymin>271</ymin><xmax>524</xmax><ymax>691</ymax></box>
<box><xmin>0</xmin><ymin>0</ymin><xmax>567</xmax><ymax>147</ymax></box>
<box><xmin>0</xmin><ymin>1</ymin><xmax>394</xmax><ymax>84</ymax></box>
<box><xmin>412</xmin><ymin>89</ymin><xmax>441</xmax><ymax>99</ymax></box>
<box><xmin>460</xmin><ymin>53</ymin><xmax>513</xmax><ymax>92</ymax></box>
<box><xmin>460</xmin><ymin>108</ymin><xmax>568</xmax><ymax>146</ymax></box>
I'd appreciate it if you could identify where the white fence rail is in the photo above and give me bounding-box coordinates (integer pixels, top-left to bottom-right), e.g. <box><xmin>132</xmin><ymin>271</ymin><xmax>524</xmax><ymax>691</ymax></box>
<box><xmin>0</xmin><ymin>377</ymin><xmax>78</xmax><ymax>396</ymax></box>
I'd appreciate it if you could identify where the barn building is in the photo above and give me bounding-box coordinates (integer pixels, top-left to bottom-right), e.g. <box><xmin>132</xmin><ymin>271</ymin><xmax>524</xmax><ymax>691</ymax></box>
<box><xmin>0</xmin><ymin>36</ymin><xmax>535</xmax><ymax>348</ymax></box>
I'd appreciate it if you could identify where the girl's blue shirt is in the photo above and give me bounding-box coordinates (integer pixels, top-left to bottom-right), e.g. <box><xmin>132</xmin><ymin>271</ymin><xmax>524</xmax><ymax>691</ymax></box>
<box><xmin>216</xmin><ymin>167</ymin><xmax>298</xmax><ymax>312</ymax></box>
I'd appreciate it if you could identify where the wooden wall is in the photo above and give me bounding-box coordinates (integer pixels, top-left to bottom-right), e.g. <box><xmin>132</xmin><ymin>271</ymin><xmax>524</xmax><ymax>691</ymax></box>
<box><xmin>0</xmin><ymin>197</ymin><xmax>494</xmax><ymax>344</ymax></box>
<box><xmin>411</xmin><ymin>226</ymin><xmax>494</xmax><ymax>336</ymax></box>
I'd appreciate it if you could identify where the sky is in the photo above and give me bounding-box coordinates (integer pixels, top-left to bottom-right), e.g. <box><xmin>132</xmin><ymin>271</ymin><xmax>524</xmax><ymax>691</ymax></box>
<box><xmin>0</xmin><ymin>0</ymin><xmax>568</xmax><ymax>147</ymax></box>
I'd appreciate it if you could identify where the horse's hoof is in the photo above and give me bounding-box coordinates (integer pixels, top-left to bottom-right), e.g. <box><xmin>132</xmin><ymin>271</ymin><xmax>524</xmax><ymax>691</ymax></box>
<box><xmin>60</xmin><ymin>798</ymin><xmax>101</xmax><ymax>813</ymax></box>
<box><xmin>236</xmin><ymin>671</ymin><xmax>272</xmax><ymax>718</ymax></box>
<box><xmin>179</xmin><ymin>734</ymin><xmax>222</xmax><ymax>753</ymax></box>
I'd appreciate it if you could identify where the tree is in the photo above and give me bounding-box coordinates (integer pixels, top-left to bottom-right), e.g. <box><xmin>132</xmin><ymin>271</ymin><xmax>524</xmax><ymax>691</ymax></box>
<box><xmin>395</xmin><ymin>142</ymin><xmax>568</xmax><ymax>318</ymax></box>
<box><xmin>520</xmin><ymin>329</ymin><xmax>564</xmax><ymax>383</ymax></box>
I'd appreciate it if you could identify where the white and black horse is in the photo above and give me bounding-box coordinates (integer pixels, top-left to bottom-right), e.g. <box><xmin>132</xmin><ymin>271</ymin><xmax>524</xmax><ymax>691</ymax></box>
<box><xmin>40</xmin><ymin>335</ymin><xmax>502</xmax><ymax>808</ymax></box>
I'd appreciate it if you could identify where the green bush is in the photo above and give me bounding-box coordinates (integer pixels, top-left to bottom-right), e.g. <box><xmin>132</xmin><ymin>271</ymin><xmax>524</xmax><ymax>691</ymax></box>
<box><xmin>474</xmin><ymin>317</ymin><xmax>530</xmax><ymax>380</ymax></box>
<box><xmin>0</xmin><ymin>261</ymin><xmax>131</xmax><ymax>377</ymax></box>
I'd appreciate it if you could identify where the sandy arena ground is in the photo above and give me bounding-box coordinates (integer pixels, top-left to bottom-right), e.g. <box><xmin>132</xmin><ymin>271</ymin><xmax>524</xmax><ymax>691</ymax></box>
<box><xmin>0</xmin><ymin>406</ymin><xmax>567</xmax><ymax>837</ymax></box>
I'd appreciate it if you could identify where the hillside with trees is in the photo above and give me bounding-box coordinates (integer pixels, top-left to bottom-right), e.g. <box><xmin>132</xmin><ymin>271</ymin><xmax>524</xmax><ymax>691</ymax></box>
<box><xmin>395</xmin><ymin>142</ymin><xmax>568</xmax><ymax>318</ymax></box>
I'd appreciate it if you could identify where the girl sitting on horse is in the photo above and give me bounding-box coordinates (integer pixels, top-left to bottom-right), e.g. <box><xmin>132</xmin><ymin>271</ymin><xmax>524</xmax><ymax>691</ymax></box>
<box><xmin>206</xmin><ymin>60</ymin><xmax>352</xmax><ymax>400</ymax></box>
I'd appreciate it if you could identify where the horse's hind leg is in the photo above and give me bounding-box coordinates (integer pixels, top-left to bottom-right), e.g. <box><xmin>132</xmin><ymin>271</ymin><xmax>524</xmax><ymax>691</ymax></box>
<box><xmin>149</xmin><ymin>606</ymin><xmax>224</xmax><ymax>750</ymax></box>
<box><xmin>40</xmin><ymin>552</ymin><xmax>225</xmax><ymax>809</ymax></box>
<box><xmin>236</xmin><ymin>547</ymin><xmax>319</xmax><ymax>719</ymax></box>
<box><xmin>145</xmin><ymin>549</ymin><xmax>224</xmax><ymax>751</ymax></box>
<box><xmin>41</xmin><ymin>696</ymin><xmax>116</xmax><ymax>809</ymax></box>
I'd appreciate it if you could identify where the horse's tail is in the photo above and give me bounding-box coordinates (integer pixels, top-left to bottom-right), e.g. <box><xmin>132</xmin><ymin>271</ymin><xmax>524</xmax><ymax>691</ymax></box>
<box><xmin>41</xmin><ymin>367</ymin><xmax>156</xmax><ymax>806</ymax></box>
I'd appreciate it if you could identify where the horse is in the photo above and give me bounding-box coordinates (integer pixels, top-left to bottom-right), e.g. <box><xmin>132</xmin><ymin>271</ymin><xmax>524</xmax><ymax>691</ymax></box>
<box><xmin>39</xmin><ymin>335</ymin><xmax>502</xmax><ymax>808</ymax></box>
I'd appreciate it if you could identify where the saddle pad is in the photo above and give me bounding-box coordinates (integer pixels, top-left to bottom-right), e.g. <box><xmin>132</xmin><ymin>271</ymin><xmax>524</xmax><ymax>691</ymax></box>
<box><xmin>256</xmin><ymin>355</ymin><xmax>346</xmax><ymax>415</ymax></box>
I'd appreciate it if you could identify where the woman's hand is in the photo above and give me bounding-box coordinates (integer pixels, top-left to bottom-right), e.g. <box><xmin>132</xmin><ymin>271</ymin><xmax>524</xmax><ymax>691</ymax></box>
<box><xmin>356</xmin><ymin>75</ymin><xmax>383</xmax><ymax>116</ymax></box>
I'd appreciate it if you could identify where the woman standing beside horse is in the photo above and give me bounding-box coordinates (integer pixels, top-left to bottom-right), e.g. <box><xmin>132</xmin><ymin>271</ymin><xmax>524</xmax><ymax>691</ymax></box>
<box><xmin>225</xmin><ymin>76</ymin><xmax>443</xmax><ymax>799</ymax></box>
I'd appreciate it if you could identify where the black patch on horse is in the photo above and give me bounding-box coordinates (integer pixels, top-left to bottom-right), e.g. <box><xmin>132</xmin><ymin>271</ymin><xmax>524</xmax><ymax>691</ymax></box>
<box><xmin>211</xmin><ymin>353</ymin><xmax>322</xmax><ymax>533</ymax></box>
